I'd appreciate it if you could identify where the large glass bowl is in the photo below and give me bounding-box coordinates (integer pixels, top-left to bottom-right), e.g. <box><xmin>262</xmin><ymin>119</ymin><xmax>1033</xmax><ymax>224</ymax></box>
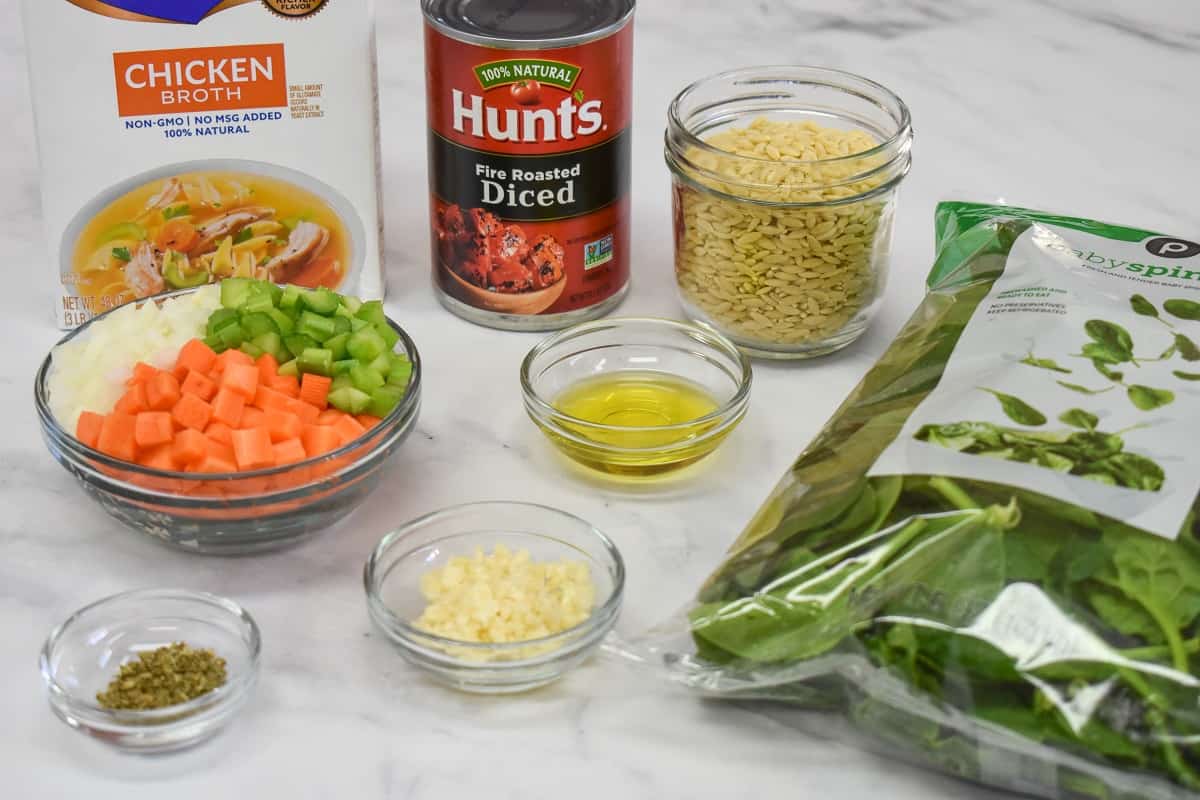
<box><xmin>40</xmin><ymin>589</ymin><xmax>260</xmax><ymax>754</ymax></box>
<box><xmin>365</xmin><ymin>502</ymin><xmax>625</xmax><ymax>694</ymax></box>
<box><xmin>35</xmin><ymin>288</ymin><xmax>422</xmax><ymax>555</ymax></box>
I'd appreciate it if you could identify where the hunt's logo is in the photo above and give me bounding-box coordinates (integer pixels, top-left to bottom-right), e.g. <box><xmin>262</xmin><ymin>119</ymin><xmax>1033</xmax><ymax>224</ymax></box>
<box><xmin>455</xmin><ymin>59</ymin><xmax>601</xmax><ymax>143</ymax></box>
<box><xmin>113</xmin><ymin>43</ymin><xmax>288</xmax><ymax>116</ymax></box>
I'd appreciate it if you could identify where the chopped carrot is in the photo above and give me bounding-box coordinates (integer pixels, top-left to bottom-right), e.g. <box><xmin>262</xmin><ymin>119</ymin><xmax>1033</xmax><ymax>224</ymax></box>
<box><xmin>301</xmin><ymin>424</ymin><xmax>341</xmax><ymax>457</ymax></box>
<box><xmin>214</xmin><ymin>348</ymin><xmax>254</xmax><ymax>374</ymax></box>
<box><xmin>231</xmin><ymin>427</ymin><xmax>274</xmax><ymax>470</ymax></box>
<box><xmin>241</xmin><ymin>406</ymin><xmax>266</xmax><ymax>429</ymax></box>
<box><xmin>331</xmin><ymin>413</ymin><xmax>366</xmax><ymax>445</ymax></box>
<box><xmin>97</xmin><ymin>413</ymin><xmax>138</xmax><ymax>462</ymax></box>
<box><xmin>222</xmin><ymin>362</ymin><xmax>259</xmax><ymax>400</ymax></box>
<box><xmin>205</xmin><ymin>421</ymin><xmax>234</xmax><ymax>446</ymax></box>
<box><xmin>299</xmin><ymin>373</ymin><xmax>332</xmax><ymax>410</ymax></box>
<box><xmin>180</xmin><ymin>369</ymin><xmax>218</xmax><ymax>402</ymax></box>
<box><xmin>134</xmin><ymin>411</ymin><xmax>174</xmax><ymax>448</ymax></box>
<box><xmin>155</xmin><ymin>219</ymin><xmax>198</xmax><ymax>253</ymax></box>
<box><xmin>128</xmin><ymin>362</ymin><xmax>159</xmax><ymax>385</ymax></box>
<box><xmin>175</xmin><ymin>338</ymin><xmax>217</xmax><ymax>377</ymax></box>
<box><xmin>138</xmin><ymin>443</ymin><xmax>177</xmax><ymax>471</ymax></box>
<box><xmin>287</xmin><ymin>398</ymin><xmax>320</xmax><ymax>425</ymax></box>
<box><xmin>146</xmin><ymin>371</ymin><xmax>181</xmax><ymax>411</ymax></box>
<box><xmin>195</xmin><ymin>453</ymin><xmax>238</xmax><ymax>473</ymax></box>
<box><xmin>253</xmin><ymin>385</ymin><xmax>291</xmax><ymax>412</ymax></box>
<box><xmin>211</xmin><ymin>386</ymin><xmax>246</xmax><ymax>427</ymax></box>
<box><xmin>257</xmin><ymin>353</ymin><xmax>279</xmax><ymax>382</ymax></box>
<box><xmin>267</xmin><ymin>374</ymin><xmax>301</xmax><ymax>397</ymax></box>
<box><xmin>114</xmin><ymin>382</ymin><xmax>148</xmax><ymax>415</ymax></box>
<box><xmin>76</xmin><ymin>411</ymin><xmax>104</xmax><ymax>448</ymax></box>
<box><xmin>263</xmin><ymin>409</ymin><xmax>302</xmax><ymax>443</ymax></box>
<box><xmin>272</xmin><ymin>438</ymin><xmax>307</xmax><ymax>465</ymax></box>
<box><xmin>173</xmin><ymin>428</ymin><xmax>208</xmax><ymax>465</ymax></box>
<box><xmin>205</xmin><ymin>437</ymin><xmax>237</xmax><ymax>463</ymax></box>
<box><xmin>316</xmin><ymin>408</ymin><xmax>345</xmax><ymax>425</ymax></box>
<box><xmin>172</xmin><ymin>393</ymin><xmax>214</xmax><ymax>431</ymax></box>
<box><xmin>356</xmin><ymin>414</ymin><xmax>383</xmax><ymax>428</ymax></box>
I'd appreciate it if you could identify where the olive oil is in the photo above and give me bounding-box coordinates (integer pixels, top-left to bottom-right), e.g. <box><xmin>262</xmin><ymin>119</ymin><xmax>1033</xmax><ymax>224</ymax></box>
<box><xmin>549</xmin><ymin>371</ymin><xmax>729</xmax><ymax>476</ymax></box>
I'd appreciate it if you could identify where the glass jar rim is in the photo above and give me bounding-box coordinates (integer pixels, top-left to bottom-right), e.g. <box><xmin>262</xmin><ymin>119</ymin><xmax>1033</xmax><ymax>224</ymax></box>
<box><xmin>672</xmin><ymin>65</ymin><xmax>912</xmax><ymax>171</ymax></box>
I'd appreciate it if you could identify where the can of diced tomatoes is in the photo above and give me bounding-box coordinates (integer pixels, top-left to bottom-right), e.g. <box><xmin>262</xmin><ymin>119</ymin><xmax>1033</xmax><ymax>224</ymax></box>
<box><xmin>422</xmin><ymin>0</ymin><xmax>634</xmax><ymax>330</ymax></box>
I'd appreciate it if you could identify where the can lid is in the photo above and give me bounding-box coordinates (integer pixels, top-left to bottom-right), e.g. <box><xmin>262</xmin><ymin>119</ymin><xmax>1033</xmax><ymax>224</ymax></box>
<box><xmin>423</xmin><ymin>0</ymin><xmax>635</xmax><ymax>49</ymax></box>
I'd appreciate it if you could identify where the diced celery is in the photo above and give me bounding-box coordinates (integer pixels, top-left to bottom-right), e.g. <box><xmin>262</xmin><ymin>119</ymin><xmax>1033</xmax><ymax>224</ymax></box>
<box><xmin>330</xmin><ymin>374</ymin><xmax>354</xmax><ymax>393</ymax></box>
<box><xmin>332</xmin><ymin>358</ymin><xmax>357</xmax><ymax>376</ymax></box>
<box><xmin>240</xmin><ymin>341</ymin><xmax>264</xmax><ymax>359</ymax></box>
<box><xmin>252</xmin><ymin>332</ymin><xmax>284</xmax><ymax>361</ymax></box>
<box><xmin>367</xmin><ymin>352</ymin><xmax>392</xmax><ymax>375</ymax></box>
<box><xmin>302</xmin><ymin>287</ymin><xmax>339</xmax><ymax>315</ymax></box>
<box><xmin>328</xmin><ymin>386</ymin><xmax>372</xmax><ymax>415</ymax></box>
<box><xmin>242</xmin><ymin>293</ymin><xmax>275</xmax><ymax>314</ymax></box>
<box><xmin>332</xmin><ymin>315</ymin><xmax>352</xmax><ymax>335</ymax></box>
<box><xmin>375</xmin><ymin>322</ymin><xmax>400</xmax><ymax>350</ymax></box>
<box><xmin>297</xmin><ymin>311</ymin><xmax>336</xmax><ymax>342</ymax></box>
<box><xmin>204</xmin><ymin>334</ymin><xmax>227</xmax><ymax>353</ymax></box>
<box><xmin>280</xmin><ymin>285</ymin><xmax>303</xmax><ymax>311</ymax></box>
<box><xmin>355</xmin><ymin>300</ymin><xmax>386</xmax><ymax>325</ymax></box>
<box><xmin>367</xmin><ymin>385</ymin><xmax>405</xmax><ymax>418</ymax></box>
<box><xmin>387</xmin><ymin>359</ymin><xmax>413</xmax><ymax>388</ymax></box>
<box><xmin>283</xmin><ymin>334</ymin><xmax>319</xmax><ymax>358</ymax></box>
<box><xmin>324</xmin><ymin>333</ymin><xmax>350</xmax><ymax>361</ymax></box>
<box><xmin>266</xmin><ymin>308</ymin><xmax>295</xmax><ymax>335</ymax></box>
<box><xmin>206</xmin><ymin>307</ymin><xmax>239</xmax><ymax>337</ymax></box>
<box><xmin>349</xmin><ymin>364</ymin><xmax>385</xmax><ymax>394</ymax></box>
<box><xmin>298</xmin><ymin>347</ymin><xmax>333</xmax><ymax>377</ymax></box>
<box><xmin>340</xmin><ymin>295</ymin><xmax>363</xmax><ymax>315</ymax></box>
<box><xmin>220</xmin><ymin>278</ymin><xmax>255</xmax><ymax>309</ymax></box>
<box><xmin>217</xmin><ymin>322</ymin><xmax>245</xmax><ymax>349</ymax></box>
<box><xmin>278</xmin><ymin>359</ymin><xmax>299</xmax><ymax>377</ymax></box>
<box><xmin>264</xmin><ymin>282</ymin><xmax>283</xmax><ymax>305</ymax></box>
<box><xmin>241</xmin><ymin>312</ymin><xmax>279</xmax><ymax>338</ymax></box>
<box><xmin>346</xmin><ymin>328</ymin><xmax>386</xmax><ymax>362</ymax></box>
<box><xmin>334</xmin><ymin>304</ymin><xmax>355</xmax><ymax>320</ymax></box>
<box><xmin>350</xmin><ymin>318</ymin><xmax>370</xmax><ymax>332</ymax></box>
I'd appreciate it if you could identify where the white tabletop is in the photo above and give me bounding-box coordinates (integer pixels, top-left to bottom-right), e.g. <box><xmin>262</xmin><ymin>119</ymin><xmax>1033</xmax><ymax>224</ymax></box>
<box><xmin>4</xmin><ymin>1</ymin><xmax>1198</xmax><ymax>797</ymax></box>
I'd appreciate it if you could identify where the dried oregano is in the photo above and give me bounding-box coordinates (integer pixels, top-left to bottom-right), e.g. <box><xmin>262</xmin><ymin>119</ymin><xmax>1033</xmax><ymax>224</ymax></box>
<box><xmin>96</xmin><ymin>642</ymin><xmax>227</xmax><ymax>710</ymax></box>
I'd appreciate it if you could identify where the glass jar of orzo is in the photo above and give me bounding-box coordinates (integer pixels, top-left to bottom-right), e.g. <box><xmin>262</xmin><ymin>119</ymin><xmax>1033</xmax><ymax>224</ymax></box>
<box><xmin>665</xmin><ymin>67</ymin><xmax>912</xmax><ymax>359</ymax></box>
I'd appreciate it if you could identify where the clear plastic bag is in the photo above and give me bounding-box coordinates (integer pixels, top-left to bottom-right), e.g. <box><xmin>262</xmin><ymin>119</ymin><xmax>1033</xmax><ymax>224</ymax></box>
<box><xmin>630</xmin><ymin>202</ymin><xmax>1200</xmax><ymax>799</ymax></box>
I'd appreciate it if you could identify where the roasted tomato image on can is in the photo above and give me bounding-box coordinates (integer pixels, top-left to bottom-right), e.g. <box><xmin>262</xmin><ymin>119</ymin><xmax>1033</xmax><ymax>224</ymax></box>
<box><xmin>509</xmin><ymin>79</ymin><xmax>541</xmax><ymax>106</ymax></box>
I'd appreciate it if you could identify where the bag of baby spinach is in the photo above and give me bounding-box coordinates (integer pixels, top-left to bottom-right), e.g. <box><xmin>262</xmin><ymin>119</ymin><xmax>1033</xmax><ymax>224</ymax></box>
<box><xmin>646</xmin><ymin>202</ymin><xmax>1200</xmax><ymax>799</ymax></box>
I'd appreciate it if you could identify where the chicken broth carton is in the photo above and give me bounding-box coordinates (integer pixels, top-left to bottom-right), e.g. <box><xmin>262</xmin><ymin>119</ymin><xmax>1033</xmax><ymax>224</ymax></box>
<box><xmin>20</xmin><ymin>0</ymin><xmax>384</xmax><ymax>328</ymax></box>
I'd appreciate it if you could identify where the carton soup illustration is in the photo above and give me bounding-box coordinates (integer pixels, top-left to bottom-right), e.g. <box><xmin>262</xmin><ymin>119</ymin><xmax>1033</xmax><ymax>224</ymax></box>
<box><xmin>65</xmin><ymin>162</ymin><xmax>365</xmax><ymax>305</ymax></box>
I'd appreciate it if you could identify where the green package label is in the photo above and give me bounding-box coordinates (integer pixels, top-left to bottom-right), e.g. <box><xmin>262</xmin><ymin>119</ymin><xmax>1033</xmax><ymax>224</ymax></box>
<box><xmin>472</xmin><ymin>59</ymin><xmax>581</xmax><ymax>91</ymax></box>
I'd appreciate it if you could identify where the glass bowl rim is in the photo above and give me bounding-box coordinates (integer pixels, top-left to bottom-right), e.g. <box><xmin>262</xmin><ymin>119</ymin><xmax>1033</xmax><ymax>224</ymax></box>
<box><xmin>39</xmin><ymin>587</ymin><xmax>261</xmax><ymax>727</ymax></box>
<box><xmin>667</xmin><ymin>64</ymin><xmax>913</xmax><ymax>170</ymax></box>
<box><xmin>34</xmin><ymin>286</ymin><xmax>422</xmax><ymax>487</ymax></box>
<box><xmin>363</xmin><ymin>501</ymin><xmax>626</xmax><ymax>661</ymax></box>
<box><xmin>519</xmin><ymin>316</ymin><xmax>753</xmax><ymax>439</ymax></box>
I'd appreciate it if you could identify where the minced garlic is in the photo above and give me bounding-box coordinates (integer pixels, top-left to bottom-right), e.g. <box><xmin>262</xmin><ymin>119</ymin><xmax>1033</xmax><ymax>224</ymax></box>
<box><xmin>414</xmin><ymin>544</ymin><xmax>595</xmax><ymax>645</ymax></box>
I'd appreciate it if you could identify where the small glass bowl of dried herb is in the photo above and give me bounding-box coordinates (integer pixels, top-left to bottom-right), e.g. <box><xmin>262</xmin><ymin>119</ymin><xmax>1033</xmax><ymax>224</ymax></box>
<box><xmin>40</xmin><ymin>588</ymin><xmax>260</xmax><ymax>754</ymax></box>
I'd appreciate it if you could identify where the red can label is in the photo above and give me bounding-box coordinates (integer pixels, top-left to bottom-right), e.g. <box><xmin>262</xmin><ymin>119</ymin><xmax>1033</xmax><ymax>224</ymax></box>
<box><xmin>424</xmin><ymin>22</ymin><xmax>632</xmax><ymax>317</ymax></box>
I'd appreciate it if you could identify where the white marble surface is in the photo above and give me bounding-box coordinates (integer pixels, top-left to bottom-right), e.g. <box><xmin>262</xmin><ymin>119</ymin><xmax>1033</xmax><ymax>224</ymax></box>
<box><xmin>3</xmin><ymin>1</ymin><xmax>1198</xmax><ymax>797</ymax></box>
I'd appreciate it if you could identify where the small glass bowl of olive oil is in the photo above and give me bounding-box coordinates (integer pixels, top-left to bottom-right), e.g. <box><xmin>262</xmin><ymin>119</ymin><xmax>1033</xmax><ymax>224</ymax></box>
<box><xmin>521</xmin><ymin>318</ymin><xmax>752</xmax><ymax>478</ymax></box>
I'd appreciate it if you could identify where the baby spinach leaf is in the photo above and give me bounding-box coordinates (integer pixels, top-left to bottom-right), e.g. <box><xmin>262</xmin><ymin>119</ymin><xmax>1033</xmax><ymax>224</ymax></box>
<box><xmin>1174</xmin><ymin>333</ymin><xmax>1200</xmax><ymax>361</ymax></box>
<box><xmin>1164</xmin><ymin>298</ymin><xmax>1200</xmax><ymax>321</ymax></box>
<box><xmin>1156</xmin><ymin>341</ymin><xmax>1178</xmax><ymax>361</ymax></box>
<box><xmin>1019</xmin><ymin>353</ymin><xmax>1071</xmax><ymax>374</ymax></box>
<box><xmin>1091</xmin><ymin>359</ymin><xmax>1124</xmax><ymax>382</ymax></box>
<box><xmin>1174</xmin><ymin>370</ymin><xmax>1200</xmax><ymax>381</ymax></box>
<box><xmin>1058</xmin><ymin>408</ymin><xmax>1099</xmax><ymax>430</ymax></box>
<box><xmin>111</xmin><ymin>246</ymin><xmax>131</xmax><ymax>262</ymax></box>
<box><xmin>1057</xmin><ymin>380</ymin><xmax>1115</xmax><ymax>395</ymax></box>
<box><xmin>1081</xmin><ymin>342</ymin><xmax>1129</xmax><ymax>365</ymax></box>
<box><xmin>1130</xmin><ymin>293</ymin><xmax>1162</xmax><ymax>321</ymax></box>
<box><xmin>981</xmin><ymin>388</ymin><xmax>1046</xmax><ymax>426</ymax></box>
<box><xmin>1127</xmin><ymin>384</ymin><xmax>1175</xmax><ymax>412</ymax></box>
<box><xmin>1085</xmin><ymin>319</ymin><xmax>1134</xmax><ymax>357</ymax></box>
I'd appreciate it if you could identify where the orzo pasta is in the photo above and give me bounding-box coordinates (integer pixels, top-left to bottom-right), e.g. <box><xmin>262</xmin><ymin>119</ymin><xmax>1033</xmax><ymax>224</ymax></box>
<box><xmin>672</xmin><ymin>117</ymin><xmax>890</xmax><ymax>351</ymax></box>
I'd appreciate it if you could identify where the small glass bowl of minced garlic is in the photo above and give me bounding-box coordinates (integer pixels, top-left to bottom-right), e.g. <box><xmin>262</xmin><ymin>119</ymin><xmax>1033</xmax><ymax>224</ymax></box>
<box><xmin>521</xmin><ymin>318</ymin><xmax>752</xmax><ymax>481</ymax></box>
<box><xmin>40</xmin><ymin>589</ymin><xmax>260</xmax><ymax>753</ymax></box>
<box><xmin>365</xmin><ymin>501</ymin><xmax>625</xmax><ymax>694</ymax></box>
